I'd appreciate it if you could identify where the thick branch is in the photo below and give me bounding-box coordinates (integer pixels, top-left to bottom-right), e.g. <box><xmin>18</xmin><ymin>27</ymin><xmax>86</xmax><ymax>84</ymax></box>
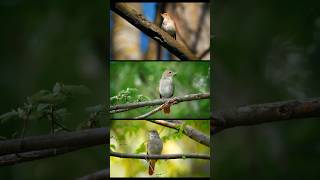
<box><xmin>0</xmin><ymin>128</ymin><xmax>107</xmax><ymax>156</ymax></box>
<box><xmin>212</xmin><ymin>98</ymin><xmax>320</xmax><ymax>134</ymax></box>
<box><xmin>0</xmin><ymin>145</ymin><xmax>90</xmax><ymax>166</ymax></box>
<box><xmin>147</xmin><ymin>120</ymin><xmax>210</xmax><ymax>147</ymax></box>
<box><xmin>111</xmin><ymin>3</ymin><xmax>197</xmax><ymax>60</ymax></box>
<box><xmin>110</xmin><ymin>93</ymin><xmax>209</xmax><ymax>111</ymax></box>
<box><xmin>110</xmin><ymin>151</ymin><xmax>209</xmax><ymax>160</ymax></box>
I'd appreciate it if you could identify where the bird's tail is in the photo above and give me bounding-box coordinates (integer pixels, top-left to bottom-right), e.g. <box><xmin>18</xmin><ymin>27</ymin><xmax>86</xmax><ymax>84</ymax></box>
<box><xmin>163</xmin><ymin>104</ymin><xmax>170</xmax><ymax>114</ymax></box>
<box><xmin>148</xmin><ymin>160</ymin><xmax>157</xmax><ymax>175</ymax></box>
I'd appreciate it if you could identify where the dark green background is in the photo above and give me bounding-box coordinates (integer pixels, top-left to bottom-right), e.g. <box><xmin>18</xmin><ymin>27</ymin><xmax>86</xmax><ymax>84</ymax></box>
<box><xmin>213</xmin><ymin>0</ymin><xmax>320</xmax><ymax>179</ymax></box>
<box><xmin>0</xmin><ymin>0</ymin><xmax>107</xmax><ymax>179</ymax></box>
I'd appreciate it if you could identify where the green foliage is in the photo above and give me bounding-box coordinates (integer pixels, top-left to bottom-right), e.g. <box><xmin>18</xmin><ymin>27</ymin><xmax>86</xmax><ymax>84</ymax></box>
<box><xmin>110</xmin><ymin>144</ymin><xmax>116</xmax><ymax>151</ymax></box>
<box><xmin>0</xmin><ymin>83</ymin><xmax>106</xmax><ymax>137</ymax></box>
<box><xmin>110</xmin><ymin>62</ymin><xmax>210</xmax><ymax>118</ymax></box>
<box><xmin>110</xmin><ymin>120</ymin><xmax>210</xmax><ymax>177</ymax></box>
<box><xmin>110</xmin><ymin>88</ymin><xmax>150</xmax><ymax>105</ymax></box>
<box><xmin>162</xmin><ymin>131</ymin><xmax>183</xmax><ymax>143</ymax></box>
<box><xmin>135</xmin><ymin>142</ymin><xmax>146</xmax><ymax>154</ymax></box>
<box><xmin>0</xmin><ymin>110</ymin><xmax>19</xmax><ymax>124</ymax></box>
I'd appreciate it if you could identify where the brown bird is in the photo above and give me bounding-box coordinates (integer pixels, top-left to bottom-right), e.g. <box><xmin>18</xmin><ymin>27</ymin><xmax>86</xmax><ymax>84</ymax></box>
<box><xmin>161</xmin><ymin>13</ymin><xmax>176</xmax><ymax>39</ymax></box>
<box><xmin>147</xmin><ymin>130</ymin><xmax>163</xmax><ymax>175</ymax></box>
<box><xmin>159</xmin><ymin>70</ymin><xmax>177</xmax><ymax>114</ymax></box>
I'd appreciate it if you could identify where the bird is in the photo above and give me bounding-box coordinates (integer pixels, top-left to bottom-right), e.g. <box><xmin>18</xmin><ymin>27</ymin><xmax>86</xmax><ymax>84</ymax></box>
<box><xmin>161</xmin><ymin>13</ymin><xmax>176</xmax><ymax>40</ymax></box>
<box><xmin>147</xmin><ymin>129</ymin><xmax>163</xmax><ymax>175</ymax></box>
<box><xmin>159</xmin><ymin>70</ymin><xmax>177</xmax><ymax>114</ymax></box>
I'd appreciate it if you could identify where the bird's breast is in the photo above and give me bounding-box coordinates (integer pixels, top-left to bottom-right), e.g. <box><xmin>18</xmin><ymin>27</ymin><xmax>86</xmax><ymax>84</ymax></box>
<box><xmin>159</xmin><ymin>78</ymin><xmax>174</xmax><ymax>98</ymax></box>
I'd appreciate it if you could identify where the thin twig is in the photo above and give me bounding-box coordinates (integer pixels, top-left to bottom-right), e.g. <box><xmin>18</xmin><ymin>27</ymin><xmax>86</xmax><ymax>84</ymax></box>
<box><xmin>110</xmin><ymin>108</ymin><xmax>130</xmax><ymax>114</ymax></box>
<box><xmin>50</xmin><ymin>105</ymin><xmax>54</xmax><ymax>135</ymax></box>
<box><xmin>134</xmin><ymin>104</ymin><xmax>166</xmax><ymax>119</ymax></box>
<box><xmin>134</xmin><ymin>98</ymin><xmax>178</xmax><ymax>119</ymax></box>
<box><xmin>54</xmin><ymin>121</ymin><xmax>72</xmax><ymax>132</ymax></box>
<box><xmin>198</xmin><ymin>47</ymin><xmax>210</xmax><ymax>60</ymax></box>
<box><xmin>20</xmin><ymin>106</ymin><xmax>31</xmax><ymax>138</ymax></box>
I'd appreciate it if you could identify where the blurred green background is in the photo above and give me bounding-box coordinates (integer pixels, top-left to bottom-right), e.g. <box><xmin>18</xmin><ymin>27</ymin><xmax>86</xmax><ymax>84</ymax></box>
<box><xmin>0</xmin><ymin>0</ymin><xmax>107</xmax><ymax>179</ymax></box>
<box><xmin>110</xmin><ymin>120</ymin><xmax>210</xmax><ymax>177</ymax></box>
<box><xmin>213</xmin><ymin>0</ymin><xmax>320</xmax><ymax>179</ymax></box>
<box><xmin>110</xmin><ymin>62</ymin><xmax>210</xmax><ymax>119</ymax></box>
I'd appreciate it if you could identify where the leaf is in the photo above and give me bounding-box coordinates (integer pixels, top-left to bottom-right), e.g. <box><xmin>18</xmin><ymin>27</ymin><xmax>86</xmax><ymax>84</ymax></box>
<box><xmin>17</xmin><ymin>107</ymin><xmax>25</xmax><ymax>119</ymax></box>
<box><xmin>53</xmin><ymin>82</ymin><xmax>62</xmax><ymax>95</ymax></box>
<box><xmin>135</xmin><ymin>142</ymin><xmax>146</xmax><ymax>154</ymax></box>
<box><xmin>110</xmin><ymin>144</ymin><xmax>116</xmax><ymax>151</ymax></box>
<box><xmin>161</xmin><ymin>135</ymin><xmax>170</xmax><ymax>143</ymax></box>
<box><xmin>54</xmin><ymin>127</ymin><xmax>63</xmax><ymax>133</ymax></box>
<box><xmin>0</xmin><ymin>110</ymin><xmax>18</xmax><ymax>124</ymax></box>
<box><xmin>111</xmin><ymin>88</ymin><xmax>148</xmax><ymax>105</ymax></box>
<box><xmin>54</xmin><ymin>108</ymin><xmax>68</xmax><ymax>120</ymax></box>
<box><xmin>37</xmin><ymin>103</ymin><xmax>50</xmax><ymax>112</ymax></box>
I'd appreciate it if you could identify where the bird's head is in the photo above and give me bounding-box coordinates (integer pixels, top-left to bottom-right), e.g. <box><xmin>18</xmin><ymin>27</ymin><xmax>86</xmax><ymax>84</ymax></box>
<box><xmin>161</xmin><ymin>12</ymin><xmax>171</xmax><ymax>19</ymax></box>
<box><xmin>162</xmin><ymin>70</ymin><xmax>177</xmax><ymax>78</ymax></box>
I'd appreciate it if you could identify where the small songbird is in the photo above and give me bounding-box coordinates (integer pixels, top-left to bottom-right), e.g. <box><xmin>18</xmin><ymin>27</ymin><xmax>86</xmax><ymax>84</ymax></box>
<box><xmin>159</xmin><ymin>70</ymin><xmax>177</xmax><ymax>114</ymax></box>
<box><xmin>147</xmin><ymin>130</ymin><xmax>163</xmax><ymax>175</ymax></box>
<box><xmin>161</xmin><ymin>13</ymin><xmax>176</xmax><ymax>40</ymax></box>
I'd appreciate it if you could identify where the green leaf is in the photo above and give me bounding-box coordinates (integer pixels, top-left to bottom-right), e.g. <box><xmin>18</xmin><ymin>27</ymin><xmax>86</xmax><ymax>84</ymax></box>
<box><xmin>37</xmin><ymin>103</ymin><xmax>50</xmax><ymax>112</ymax></box>
<box><xmin>0</xmin><ymin>110</ymin><xmax>18</xmax><ymax>124</ymax></box>
<box><xmin>135</xmin><ymin>142</ymin><xmax>146</xmax><ymax>154</ymax></box>
<box><xmin>53</xmin><ymin>82</ymin><xmax>62</xmax><ymax>95</ymax></box>
<box><xmin>110</xmin><ymin>144</ymin><xmax>116</xmax><ymax>151</ymax></box>
<box><xmin>54</xmin><ymin>108</ymin><xmax>68</xmax><ymax>120</ymax></box>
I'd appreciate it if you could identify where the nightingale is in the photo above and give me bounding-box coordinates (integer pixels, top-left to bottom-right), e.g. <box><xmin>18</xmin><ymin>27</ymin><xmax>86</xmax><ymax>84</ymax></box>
<box><xmin>147</xmin><ymin>130</ymin><xmax>163</xmax><ymax>175</ymax></box>
<box><xmin>159</xmin><ymin>70</ymin><xmax>177</xmax><ymax>114</ymax></box>
<box><xmin>161</xmin><ymin>13</ymin><xmax>176</xmax><ymax>39</ymax></box>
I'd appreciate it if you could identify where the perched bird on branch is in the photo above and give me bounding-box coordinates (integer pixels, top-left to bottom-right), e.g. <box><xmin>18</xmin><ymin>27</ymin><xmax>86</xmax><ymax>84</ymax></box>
<box><xmin>161</xmin><ymin>13</ymin><xmax>176</xmax><ymax>39</ymax></box>
<box><xmin>147</xmin><ymin>130</ymin><xmax>163</xmax><ymax>175</ymax></box>
<box><xmin>159</xmin><ymin>70</ymin><xmax>177</xmax><ymax>114</ymax></box>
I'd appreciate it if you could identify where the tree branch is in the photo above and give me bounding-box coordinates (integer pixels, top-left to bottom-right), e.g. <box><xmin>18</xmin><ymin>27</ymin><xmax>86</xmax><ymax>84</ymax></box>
<box><xmin>198</xmin><ymin>47</ymin><xmax>210</xmax><ymax>60</ymax></box>
<box><xmin>0</xmin><ymin>128</ymin><xmax>108</xmax><ymax>156</ymax></box>
<box><xmin>0</xmin><ymin>145</ymin><xmax>90</xmax><ymax>166</ymax></box>
<box><xmin>212</xmin><ymin>98</ymin><xmax>320</xmax><ymax>134</ymax></box>
<box><xmin>110</xmin><ymin>151</ymin><xmax>209</xmax><ymax>160</ymax></box>
<box><xmin>134</xmin><ymin>103</ymin><xmax>168</xmax><ymax>119</ymax></box>
<box><xmin>146</xmin><ymin>120</ymin><xmax>210</xmax><ymax>147</ymax></box>
<box><xmin>110</xmin><ymin>93</ymin><xmax>209</xmax><ymax>111</ymax></box>
<box><xmin>111</xmin><ymin>3</ymin><xmax>198</xmax><ymax>60</ymax></box>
